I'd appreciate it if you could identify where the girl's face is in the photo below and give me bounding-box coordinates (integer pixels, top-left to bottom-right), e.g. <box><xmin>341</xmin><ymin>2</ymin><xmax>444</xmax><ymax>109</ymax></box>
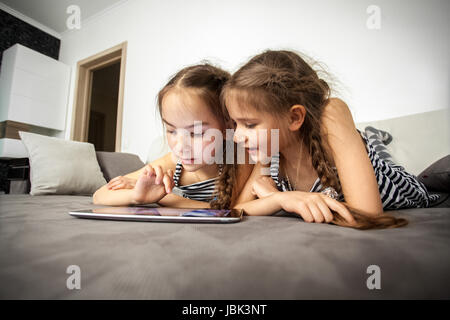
<box><xmin>226</xmin><ymin>96</ymin><xmax>289</xmax><ymax>163</ymax></box>
<box><xmin>161</xmin><ymin>88</ymin><xmax>224</xmax><ymax>172</ymax></box>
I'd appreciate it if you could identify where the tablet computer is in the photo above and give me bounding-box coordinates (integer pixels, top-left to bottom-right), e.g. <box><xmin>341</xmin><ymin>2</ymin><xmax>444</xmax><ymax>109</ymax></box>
<box><xmin>69</xmin><ymin>206</ymin><xmax>244</xmax><ymax>223</ymax></box>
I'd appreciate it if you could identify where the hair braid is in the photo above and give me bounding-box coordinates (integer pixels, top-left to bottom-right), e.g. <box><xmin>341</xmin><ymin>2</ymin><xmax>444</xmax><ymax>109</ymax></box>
<box><xmin>210</xmin><ymin>144</ymin><xmax>237</xmax><ymax>209</ymax></box>
<box><xmin>308</xmin><ymin>130</ymin><xmax>341</xmax><ymax>193</ymax></box>
<box><xmin>210</xmin><ymin>163</ymin><xmax>236</xmax><ymax>209</ymax></box>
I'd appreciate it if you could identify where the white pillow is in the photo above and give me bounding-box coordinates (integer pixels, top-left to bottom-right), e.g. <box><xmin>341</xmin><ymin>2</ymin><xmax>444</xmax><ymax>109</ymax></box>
<box><xmin>18</xmin><ymin>131</ymin><xmax>107</xmax><ymax>196</ymax></box>
<box><xmin>356</xmin><ymin>108</ymin><xmax>450</xmax><ymax>176</ymax></box>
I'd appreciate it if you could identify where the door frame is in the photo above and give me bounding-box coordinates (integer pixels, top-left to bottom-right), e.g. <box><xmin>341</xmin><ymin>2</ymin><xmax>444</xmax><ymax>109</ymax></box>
<box><xmin>70</xmin><ymin>41</ymin><xmax>127</xmax><ymax>151</ymax></box>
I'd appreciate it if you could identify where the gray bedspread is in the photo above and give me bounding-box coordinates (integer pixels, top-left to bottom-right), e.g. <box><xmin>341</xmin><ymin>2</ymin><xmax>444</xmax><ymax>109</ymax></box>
<box><xmin>1</xmin><ymin>194</ymin><xmax>449</xmax><ymax>299</ymax></box>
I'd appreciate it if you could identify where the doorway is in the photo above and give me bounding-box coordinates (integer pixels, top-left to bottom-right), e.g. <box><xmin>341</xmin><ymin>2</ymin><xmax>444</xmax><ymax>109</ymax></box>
<box><xmin>88</xmin><ymin>62</ymin><xmax>120</xmax><ymax>151</ymax></box>
<box><xmin>70</xmin><ymin>42</ymin><xmax>127</xmax><ymax>151</ymax></box>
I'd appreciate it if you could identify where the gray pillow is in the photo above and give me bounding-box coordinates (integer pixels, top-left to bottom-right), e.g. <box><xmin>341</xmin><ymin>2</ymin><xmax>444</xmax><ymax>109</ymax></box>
<box><xmin>95</xmin><ymin>151</ymin><xmax>145</xmax><ymax>182</ymax></box>
<box><xmin>418</xmin><ymin>155</ymin><xmax>450</xmax><ymax>193</ymax></box>
<box><xmin>19</xmin><ymin>131</ymin><xmax>107</xmax><ymax>196</ymax></box>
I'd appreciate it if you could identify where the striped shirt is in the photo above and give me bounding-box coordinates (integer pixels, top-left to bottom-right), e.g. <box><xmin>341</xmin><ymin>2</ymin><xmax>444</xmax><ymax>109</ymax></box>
<box><xmin>171</xmin><ymin>162</ymin><xmax>222</xmax><ymax>202</ymax></box>
<box><xmin>270</xmin><ymin>130</ymin><xmax>440</xmax><ymax>210</ymax></box>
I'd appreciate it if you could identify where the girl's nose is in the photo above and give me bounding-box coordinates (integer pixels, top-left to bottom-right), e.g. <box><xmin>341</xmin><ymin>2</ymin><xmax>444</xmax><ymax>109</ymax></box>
<box><xmin>233</xmin><ymin>128</ymin><xmax>247</xmax><ymax>144</ymax></box>
<box><xmin>174</xmin><ymin>133</ymin><xmax>192</xmax><ymax>155</ymax></box>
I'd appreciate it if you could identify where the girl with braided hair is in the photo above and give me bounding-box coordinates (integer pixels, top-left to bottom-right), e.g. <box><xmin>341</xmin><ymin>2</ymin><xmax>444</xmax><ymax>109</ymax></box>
<box><xmin>93</xmin><ymin>63</ymin><xmax>252</xmax><ymax>209</ymax></box>
<box><xmin>224</xmin><ymin>50</ymin><xmax>437</xmax><ymax>229</ymax></box>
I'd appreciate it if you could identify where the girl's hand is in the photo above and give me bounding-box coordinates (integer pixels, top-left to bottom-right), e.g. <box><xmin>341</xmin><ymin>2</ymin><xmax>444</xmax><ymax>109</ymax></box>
<box><xmin>252</xmin><ymin>176</ymin><xmax>278</xmax><ymax>198</ymax></box>
<box><xmin>107</xmin><ymin>176</ymin><xmax>137</xmax><ymax>190</ymax></box>
<box><xmin>276</xmin><ymin>191</ymin><xmax>356</xmax><ymax>225</ymax></box>
<box><xmin>132</xmin><ymin>165</ymin><xmax>175</xmax><ymax>204</ymax></box>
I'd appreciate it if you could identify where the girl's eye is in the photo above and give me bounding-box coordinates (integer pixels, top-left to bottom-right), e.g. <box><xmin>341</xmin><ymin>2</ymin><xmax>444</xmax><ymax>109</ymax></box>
<box><xmin>190</xmin><ymin>132</ymin><xmax>204</xmax><ymax>138</ymax></box>
<box><xmin>245</xmin><ymin>123</ymin><xmax>256</xmax><ymax>129</ymax></box>
<box><xmin>166</xmin><ymin>129</ymin><xmax>175</xmax><ymax>135</ymax></box>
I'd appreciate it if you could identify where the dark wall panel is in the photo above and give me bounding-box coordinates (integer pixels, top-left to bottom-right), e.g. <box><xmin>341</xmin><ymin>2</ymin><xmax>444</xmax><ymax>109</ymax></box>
<box><xmin>0</xmin><ymin>9</ymin><xmax>60</xmax><ymax>70</ymax></box>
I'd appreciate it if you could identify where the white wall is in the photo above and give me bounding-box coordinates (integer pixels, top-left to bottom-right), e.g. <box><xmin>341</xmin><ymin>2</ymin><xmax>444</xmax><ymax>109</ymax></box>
<box><xmin>59</xmin><ymin>0</ymin><xmax>450</xmax><ymax>163</ymax></box>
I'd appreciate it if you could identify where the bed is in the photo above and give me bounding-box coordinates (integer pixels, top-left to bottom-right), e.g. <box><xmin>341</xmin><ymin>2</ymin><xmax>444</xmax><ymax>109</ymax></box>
<box><xmin>0</xmin><ymin>193</ymin><xmax>449</xmax><ymax>299</ymax></box>
<box><xmin>0</xmin><ymin>109</ymin><xmax>449</xmax><ymax>299</ymax></box>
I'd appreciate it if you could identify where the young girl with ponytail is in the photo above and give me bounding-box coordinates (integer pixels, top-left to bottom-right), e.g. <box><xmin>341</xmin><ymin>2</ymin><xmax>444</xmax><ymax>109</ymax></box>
<box><xmin>223</xmin><ymin>50</ymin><xmax>438</xmax><ymax>229</ymax></box>
<box><xmin>93</xmin><ymin>64</ymin><xmax>251</xmax><ymax>209</ymax></box>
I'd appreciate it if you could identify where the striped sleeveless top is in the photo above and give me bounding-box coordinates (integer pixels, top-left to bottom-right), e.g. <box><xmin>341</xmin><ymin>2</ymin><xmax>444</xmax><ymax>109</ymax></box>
<box><xmin>171</xmin><ymin>162</ymin><xmax>222</xmax><ymax>202</ymax></box>
<box><xmin>270</xmin><ymin>130</ymin><xmax>440</xmax><ymax>210</ymax></box>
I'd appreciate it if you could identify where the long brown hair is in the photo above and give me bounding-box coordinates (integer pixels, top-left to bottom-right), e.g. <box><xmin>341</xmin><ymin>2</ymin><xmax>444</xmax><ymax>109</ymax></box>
<box><xmin>221</xmin><ymin>50</ymin><xmax>408</xmax><ymax>230</ymax></box>
<box><xmin>157</xmin><ymin>63</ymin><xmax>237</xmax><ymax>209</ymax></box>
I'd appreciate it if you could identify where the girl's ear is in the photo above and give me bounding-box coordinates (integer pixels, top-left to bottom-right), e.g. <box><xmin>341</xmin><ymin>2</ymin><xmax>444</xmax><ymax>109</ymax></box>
<box><xmin>288</xmin><ymin>105</ymin><xmax>306</xmax><ymax>131</ymax></box>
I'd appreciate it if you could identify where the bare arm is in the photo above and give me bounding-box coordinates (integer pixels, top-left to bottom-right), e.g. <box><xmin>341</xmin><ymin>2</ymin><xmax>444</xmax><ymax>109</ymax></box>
<box><xmin>93</xmin><ymin>152</ymin><xmax>221</xmax><ymax>208</ymax></box>
<box><xmin>234</xmin><ymin>192</ymin><xmax>283</xmax><ymax>216</ymax></box>
<box><xmin>235</xmin><ymin>185</ymin><xmax>355</xmax><ymax>223</ymax></box>
<box><xmin>233</xmin><ymin>147</ymin><xmax>355</xmax><ymax>224</ymax></box>
<box><xmin>321</xmin><ymin>98</ymin><xmax>383</xmax><ymax>216</ymax></box>
<box><xmin>232</xmin><ymin>162</ymin><xmax>281</xmax><ymax>215</ymax></box>
<box><xmin>92</xmin><ymin>152</ymin><xmax>175</xmax><ymax>205</ymax></box>
<box><xmin>92</xmin><ymin>184</ymin><xmax>212</xmax><ymax>207</ymax></box>
<box><xmin>92</xmin><ymin>186</ymin><xmax>137</xmax><ymax>206</ymax></box>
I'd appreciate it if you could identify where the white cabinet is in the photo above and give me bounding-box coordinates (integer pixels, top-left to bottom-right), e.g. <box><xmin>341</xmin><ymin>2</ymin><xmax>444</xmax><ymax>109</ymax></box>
<box><xmin>0</xmin><ymin>44</ymin><xmax>71</xmax><ymax>158</ymax></box>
